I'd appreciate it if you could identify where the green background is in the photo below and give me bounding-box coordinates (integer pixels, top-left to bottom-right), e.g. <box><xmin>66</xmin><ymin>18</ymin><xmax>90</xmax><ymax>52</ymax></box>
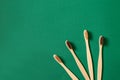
<box><xmin>0</xmin><ymin>0</ymin><xmax>120</xmax><ymax>80</ymax></box>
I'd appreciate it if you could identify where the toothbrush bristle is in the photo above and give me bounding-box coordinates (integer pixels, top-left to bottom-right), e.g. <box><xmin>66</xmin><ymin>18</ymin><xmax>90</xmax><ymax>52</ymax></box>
<box><xmin>84</xmin><ymin>30</ymin><xmax>88</xmax><ymax>39</ymax></box>
<box><xmin>53</xmin><ymin>54</ymin><xmax>62</xmax><ymax>63</ymax></box>
<box><xmin>100</xmin><ymin>36</ymin><xmax>104</xmax><ymax>45</ymax></box>
<box><xmin>66</xmin><ymin>40</ymin><xmax>72</xmax><ymax>49</ymax></box>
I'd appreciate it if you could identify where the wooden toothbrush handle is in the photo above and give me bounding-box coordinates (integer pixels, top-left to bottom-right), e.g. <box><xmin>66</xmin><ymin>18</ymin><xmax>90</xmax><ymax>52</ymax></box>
<box><xmin>86</xmin><ymin>41</ymin><xmax>94</xmax><ymax>80</ymax></box>
<box><xmin>71</xmin><ymin>50</ymin><xmax>90</xmax><ymax>80</ymax></box>
<box><xmin>60</xmin><ymin>63</ymin><xmax>79</xmax><ymax>80</ymax></box>
<box><xmin>97</xmin><ymin>47</ymin><xmax>102</xmax><ymax>80</ymax></box>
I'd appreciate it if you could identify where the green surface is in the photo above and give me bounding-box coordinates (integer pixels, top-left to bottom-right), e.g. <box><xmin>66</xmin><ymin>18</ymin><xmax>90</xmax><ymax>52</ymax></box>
<box><xmin>0</xmin><ymin>0</ymin><xmax>120</xmax><ymax>80</ymax></box>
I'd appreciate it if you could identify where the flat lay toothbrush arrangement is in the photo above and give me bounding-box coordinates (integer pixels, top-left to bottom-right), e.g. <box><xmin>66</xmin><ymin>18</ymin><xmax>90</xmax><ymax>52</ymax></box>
<box><xmin>53</xmin><ymin>30</ymin><xmax>104</xmax><ymax>80</ymax></box>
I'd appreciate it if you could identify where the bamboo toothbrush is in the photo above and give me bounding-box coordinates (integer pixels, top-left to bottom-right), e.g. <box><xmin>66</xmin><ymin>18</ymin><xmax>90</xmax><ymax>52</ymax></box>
<box><xmin>97</xmin><ymin>36</ymin><xmax>104</xmax><ymax>80</ymax></box>
<box><xmin>65</xmin><ymin>40</ymin><xmax>90</xmax><ymax>80</ymax></box>
<box><xmin>53</xmin><ymin>54</ymin><xmax>79</xmax><ymax>80</ymax></box>
<box><xmin>84</xmin><ymin>30</ymin><xmax>94</xmax><ymax>80</ymax></box>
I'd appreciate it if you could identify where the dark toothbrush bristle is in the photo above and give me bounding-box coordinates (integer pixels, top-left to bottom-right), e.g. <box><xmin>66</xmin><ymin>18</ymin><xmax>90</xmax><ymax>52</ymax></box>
<box><xmin>66</xmin><ymin>41</ymin><xmax>72</xmax><ymax>49</ymax></box>
<box><xmin>100</xmin><ymin>37</ymin><xmax>104</xmax><ymax>45</ymax></box>
<box><xmin>55</xmin><ymin>55</ymin><xmax>62</xmax><ymax>63</ymax></box>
